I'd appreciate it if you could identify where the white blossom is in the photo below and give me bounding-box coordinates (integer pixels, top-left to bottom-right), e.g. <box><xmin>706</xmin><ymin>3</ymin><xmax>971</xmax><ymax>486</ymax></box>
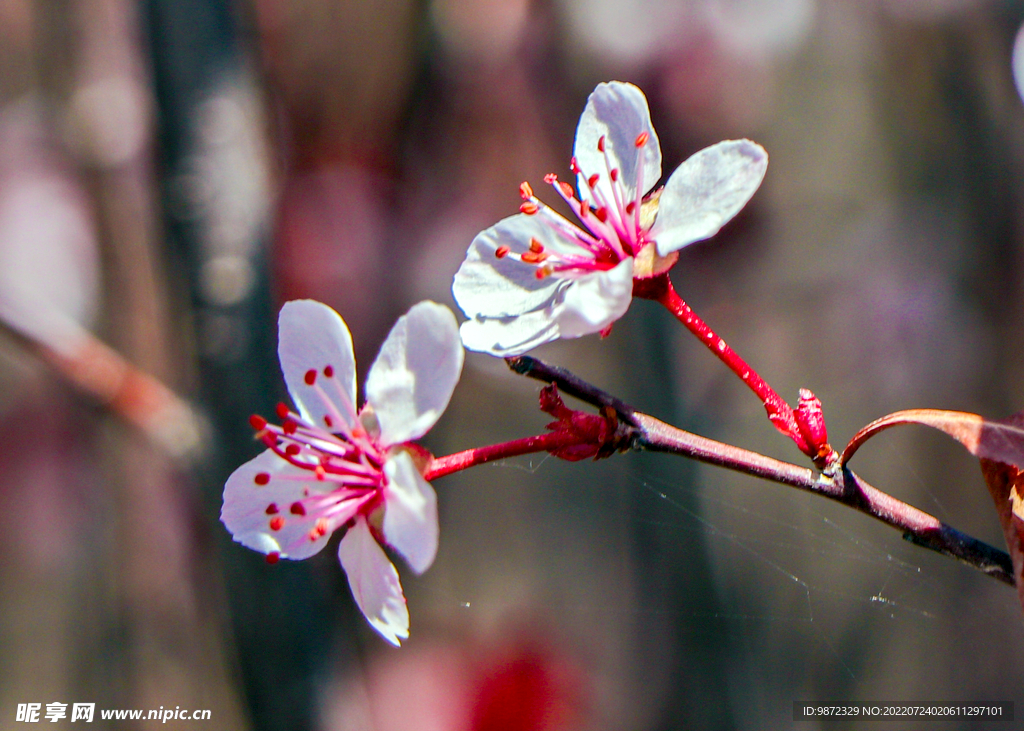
<box><xmin>222</xmin><ymin>299</ymin><xmax>463</xmax><ymax>645</ymax></box>
<box><xmin>453</xmin><ymin>80</ymin><xmax>767</xmax><ymax>356</ymax></box>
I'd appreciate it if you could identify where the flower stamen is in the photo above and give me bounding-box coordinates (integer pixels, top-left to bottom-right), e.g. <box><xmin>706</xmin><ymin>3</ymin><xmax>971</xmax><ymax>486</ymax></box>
<box><xmin>599</xmin><ymin>141</ymin><xmax>633</xmax><ymax>249</ymax></box>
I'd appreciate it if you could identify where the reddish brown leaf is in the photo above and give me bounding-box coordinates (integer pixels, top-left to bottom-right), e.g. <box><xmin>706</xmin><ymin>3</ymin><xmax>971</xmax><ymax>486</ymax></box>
<box><xmin>840</xmin><ymin>409</ymin><xmax>1024</xmax><ymax>474</ymax></box>
<box><xmin>843</xmin><ymin>409</ymin><xmax>1024</xmax><ymax>606</ymax></box>
<box><xmin>980</xmin><ymin>458</ymin><xmax>1024</xmax><ymax>609</ymax></box>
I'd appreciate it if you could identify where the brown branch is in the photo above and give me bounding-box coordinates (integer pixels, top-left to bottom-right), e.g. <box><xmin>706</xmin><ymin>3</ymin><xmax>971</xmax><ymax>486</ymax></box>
<box><xmin>0</xmin><ymin>318</ymin><xmax>206</xmax><ymax>465</ymax></box>
<box><xmin>507</xmin><ymin>355</ymin><xmax>1014</xmax><ymax>586</ymax></box>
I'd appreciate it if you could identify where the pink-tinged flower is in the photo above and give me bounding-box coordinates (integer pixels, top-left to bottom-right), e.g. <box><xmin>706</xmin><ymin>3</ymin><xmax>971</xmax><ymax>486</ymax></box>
<box><xmin>221</xmin><ymin>299</ymin><xmax>464</xmax><ymax>646</ymax></box>
<box><xmin>452</xmin><ymin>80</ymin><xmax>768</xmax><ymax>356</ymax></box>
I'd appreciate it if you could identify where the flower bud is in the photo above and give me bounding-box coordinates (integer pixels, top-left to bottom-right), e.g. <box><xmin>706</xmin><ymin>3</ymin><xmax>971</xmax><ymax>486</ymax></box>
<box><xmin>794</xmin><ymin>388</ymin><xmax>831</xmax><ymax>463</ymax></box>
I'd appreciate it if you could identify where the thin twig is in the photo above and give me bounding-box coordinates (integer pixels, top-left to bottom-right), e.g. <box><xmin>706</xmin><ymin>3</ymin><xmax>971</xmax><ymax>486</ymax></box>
<box><xmin>506</xmin><ymin>355</ymin><xmax>641</xmax><ymax>427</ymax></box>
<box><xmin>507</xmin><ymin>355</ymin><xmax>1014</xmax><ymax>586</ymax></box>
<box><xmin>0</xmin><ymin>318</ymin><xmax>206</xmax><ymax>465</ymax></box>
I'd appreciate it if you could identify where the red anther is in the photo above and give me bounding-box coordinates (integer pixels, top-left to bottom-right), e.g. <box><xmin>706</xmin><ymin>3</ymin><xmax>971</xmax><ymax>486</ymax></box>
<box><xmin>324</xmin><ymin>415</ymin><xmax>333</xmax><ymax>428</ymax></box>
<box><xmin>595</xmin><ymin>207</ymin><xmax>608</xmax><ymax>223</ymax></box>
<box><xmin>559</xmin><ymin>182</ymin><xmax>574</xmax><ymax>198</ymax></box>
<box><xmin>266</xmin><ymin>503</ymin><xmax>279</xmax><ymax>515</ymax></box>
<box><xmin>587</xmin><ymin>173</ymin><xmax>600</xmax><ymax>188</ymax></box>
<box><xmin>315</xmin><ymin>465</ymin><xmax>327</xmax><ymax>481</ymax></box>
<box><xmin>535</xmin><ymin>266</ymin><xmax>553</xmax><ymax>279</ymax></box>
<box><xmin>610</xmin><ymin>168</ymin><xmax>619</xmax><ymax>182</ymax></box>
<box><xmin>249</xmin><ymin>414</ymin><xmax>268</xmax><ymax>431</ymax></box>
<box><xmin>265</xmin><ymin>551</ymin><xmax>280</xmax><ymax>564</ymax></box>
<box><xmin>495</xmin><ymin>245</ymin><xmax>510</xmax><ymax>259</ymax></box>
<box><xmin>569</xmin><ymin>156</ymin><xmax>581</xmax><ymax>174</ymax></box>
<box><xmin>520</xmin><ymin>201</ymin><xmax>539</xmax><ymax>215</ymax></box>
<box><xmin>625</xmin><ymin>201</ymin><xmax>636</xmax><ymax>215</ymax></box>
<box><xmin>529</xmin><ymin>238</ymin><xmax>544</xmax><ymax>253</ymax></box>
<box><xmin>324</xmin><ymin>364</ymin><xmax>334</xmax><ymax>378</ymax></box>
<box><xmin>269</xmin><ymin>515</ymin><xmax>285</xmax><ymax>531</ymax></box>
<box><xmin>579</xmin><ymin>201</ymin><xmax>589</xmax><ymax>218</ymax></box>
<box><xmin>290</xmin><ymin>501</ymin><xmax>306</xmax><ymax>516</ymax></box>
<box><xmin>519</xmin><ymin>181</ymin><xmax>534</xmax><ymax>200</ymax></box>
<box><xmin>285</xmin><ymin>444</ymin><xmax>300</xmax><ymax>456</ymax></box>
<box><xmin>635</xmin><ymin>131</ymin><xmax>649</xmax><ymax>147</ymax></box>
<box><xmin>543</xmin><ymin>173</ymin><xmax>558</xmax><ymax>184</ymax></box>
<box><xmin>275</xmin><ymin>402</ymin><xmax>289</xmax><ymax>419</ymax></box>
<box><xmin>306</xmin><ymin>519</ymin><xmax>326</xmax><ymax>539</ymax></box>
<box><xmin>254</xmin><ymin>472</ymin><xmax>271</xmax><ymax>486</ymax></box>
<box><xmin>282</xmin><ymin>419</ymin><xmax>297</xmax><ymax>435</ymax></box>
<box><xmin>597</xmin><ymin>135</ymin><xmax>606</xmax><ymax>152</ymax></box>
<box><xmin>520</xmin><ymin>251</ymin><xmax>549</xmax><ymax>264</ymax></box>
<box><xmin>304</xmin><ymin>369</ymin><xmax>317</xmax><ymax>385</ymax></box>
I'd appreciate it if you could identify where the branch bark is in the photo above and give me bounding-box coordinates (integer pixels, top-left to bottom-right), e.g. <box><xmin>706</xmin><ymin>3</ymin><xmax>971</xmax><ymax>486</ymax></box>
<box><xmin>507</xmin><ymin>355</ymin><xmax>1014</xmax><ymax>586</ymax></box>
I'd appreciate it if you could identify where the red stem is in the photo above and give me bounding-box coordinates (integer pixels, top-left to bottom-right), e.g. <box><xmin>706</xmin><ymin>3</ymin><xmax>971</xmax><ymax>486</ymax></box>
<box><xmin>634</xmin><ymin>273</ymin><xmax>805</xmax><ymax>452</ymax></box>
<box><xmin>423</xmin><ymin>430</ymin><xmax>584</xmax><ymax>482</ymax></box>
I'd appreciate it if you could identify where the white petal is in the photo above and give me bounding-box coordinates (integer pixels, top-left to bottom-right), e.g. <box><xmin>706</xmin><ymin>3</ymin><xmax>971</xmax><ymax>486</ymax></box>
<box><xmin>452</xmin><ymin>214</ymin><xmax>566</xmax><ymax>319</ymax></box>
<box><xmin>366</xmin><ymin>302</ymin><xmax>464</xmax><ymax>445</ymax></box>
<box><xmin>338</xmin><ymin>519</ymin><xmax>410</xmax><ymax>646</ymax></box>
<box><xmin>220</xmin><ymin>449</ymin><xmax>335</xmax><ymax>560</ymax></box>
<box><xmin>383</xmin><ymin>451</ymin><xmax>439</xmax><ymax>575</ymax></box>
<box><xmin>650</xmin><ymin>139</ymin><xmax>767</xmax><ymax>256</ymax></box>
<box><xmin>458</xmin><ymin>258</ymin><xmax>634</xmax><ymax>356</ymax></box>
<box><xmin>1015</xmin><ymin>22</ymin><xmax>1024</xmax><ymax>106</ymax></box>
<box><xmin>278</xmin><ymin>300</ymin><xmax>359</xmax><ymax>432</ymax></box>
<box><xmin>574</xmin><ymin>81</ymin><xmax>661</xmax><ymax>208</ymax></box>
<box><xmin>557</xmin><ymin>258</ymin><xmax>634</xmax><ymax>337</ymax></box>
<box><xmin>458</xmin><ymin>309</ymin><xmax>562</xmax><ymax>357</ymax></box>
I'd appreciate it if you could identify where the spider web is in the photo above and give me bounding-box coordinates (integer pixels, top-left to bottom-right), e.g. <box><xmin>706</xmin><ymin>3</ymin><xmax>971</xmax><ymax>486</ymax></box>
<box><xmin>425</xmin><ymin>450</ymin><xmax>1024</xmax><ymax>729</ymax></box>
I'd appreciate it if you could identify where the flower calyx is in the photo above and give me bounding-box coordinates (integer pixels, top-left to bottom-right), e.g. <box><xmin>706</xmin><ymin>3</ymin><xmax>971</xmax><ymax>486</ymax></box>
<box><xmin>630</xmin><ymin>189</ymin><xmax>679</xmax><ymax>279</ymax></box>
<box><xmin>539</xmin><ymin>383</ymin><xmax>631</xmax><ymax>461</ymax></box>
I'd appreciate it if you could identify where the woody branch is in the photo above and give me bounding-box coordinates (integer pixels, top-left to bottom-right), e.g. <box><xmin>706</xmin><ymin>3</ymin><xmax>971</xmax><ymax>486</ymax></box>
<box><xmin>506</xmin><ymin>355</ymin><xmax>1014</xmax><ymax>586</ymax></box>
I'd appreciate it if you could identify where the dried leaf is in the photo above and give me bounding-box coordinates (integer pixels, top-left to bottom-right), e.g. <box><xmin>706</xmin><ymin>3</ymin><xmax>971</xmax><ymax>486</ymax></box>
<box><xmin>841</xmin><ymin>409</ymin><xmax>1024</xmax><ymax>474</ymax></box>
<box><xmin>980</xmin><ymin>458</ymin><xmax>1024</xmax><ymax>609</ymax></box>
<box><xmin>842</xmin><ymin>408</ymin><xmax>1024</xmax><ymax>605</ymax></box>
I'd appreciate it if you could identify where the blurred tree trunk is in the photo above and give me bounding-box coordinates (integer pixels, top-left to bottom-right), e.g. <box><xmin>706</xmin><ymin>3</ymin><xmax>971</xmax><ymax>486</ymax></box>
<box><xmin>25</xmin><ymin>0</ymin><xmax>249</xmax><ymax>726</ymax></box>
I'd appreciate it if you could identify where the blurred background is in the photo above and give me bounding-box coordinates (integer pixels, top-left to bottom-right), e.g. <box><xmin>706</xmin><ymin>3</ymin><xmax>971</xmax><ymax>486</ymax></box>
<box><xmin>2</xmin><ymin>0</ymin><xmax>1024</xmax><ymax>729</ymax></box>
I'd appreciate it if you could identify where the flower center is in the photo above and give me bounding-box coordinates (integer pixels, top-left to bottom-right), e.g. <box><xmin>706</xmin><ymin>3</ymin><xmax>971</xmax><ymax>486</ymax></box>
<box><xmin>501</xmin><ymin>132</ymin><xmax>653</xmax><ymax>278</ymax></box>
<box><xmin>248</xmin><ymin>363</ymin><xmax>388</xmax><ymax>547</ymax></box>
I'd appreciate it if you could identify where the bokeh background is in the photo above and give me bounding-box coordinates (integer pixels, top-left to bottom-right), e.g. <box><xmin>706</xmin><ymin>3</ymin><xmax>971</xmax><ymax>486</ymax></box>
<box><xmin>3</xmin><ymin>0</ymin><xmax>1024</xmax><ymax>729</ymax></box>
